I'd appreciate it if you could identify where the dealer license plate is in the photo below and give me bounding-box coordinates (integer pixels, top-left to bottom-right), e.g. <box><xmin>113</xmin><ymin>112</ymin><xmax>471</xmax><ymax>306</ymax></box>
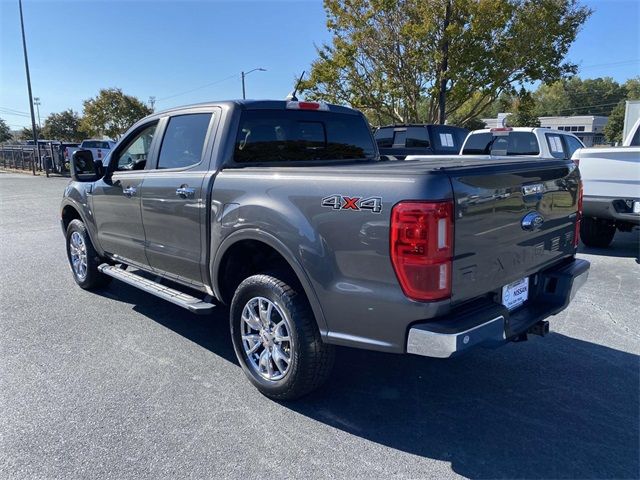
<box><xmin>502</xmin><ymin>277</ymin><xmax>529</xmax><ymax>310</ymax></box>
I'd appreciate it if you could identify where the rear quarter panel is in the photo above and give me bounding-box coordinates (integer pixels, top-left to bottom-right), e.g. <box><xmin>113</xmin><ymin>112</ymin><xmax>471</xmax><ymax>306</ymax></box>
<box><xmin>210</xmin><ymin>167</ymin><xmax>453</xmax><ymax>352</ymax></box>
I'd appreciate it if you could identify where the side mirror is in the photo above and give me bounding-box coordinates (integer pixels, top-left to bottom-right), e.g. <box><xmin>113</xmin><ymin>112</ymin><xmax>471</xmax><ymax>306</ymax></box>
<box><xmin>71</xmin><ymin>150</ymin><xmax>104</xmax><ymax>182</ymax></box>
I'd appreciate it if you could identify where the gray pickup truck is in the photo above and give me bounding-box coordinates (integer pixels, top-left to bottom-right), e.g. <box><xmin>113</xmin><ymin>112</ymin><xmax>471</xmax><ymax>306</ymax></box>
<box><xmin>62</xmin><ymin>100</ymin><xmax>589</xmax><ymax>399</ymax></box>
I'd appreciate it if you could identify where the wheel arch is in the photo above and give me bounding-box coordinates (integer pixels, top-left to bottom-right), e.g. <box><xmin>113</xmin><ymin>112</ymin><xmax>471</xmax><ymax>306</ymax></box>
<box><xmin>60</xmin><ymin>199</ymin><xmax>103</xmax><ymax>255</ymax></box>
<box><xmin>212</xmin><ymin>229</ymin><xmax>328</xmax><ymax>336</ymax></box>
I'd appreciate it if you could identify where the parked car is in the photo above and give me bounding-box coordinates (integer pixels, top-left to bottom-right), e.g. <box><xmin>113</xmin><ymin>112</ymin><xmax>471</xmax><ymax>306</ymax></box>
<box><xmin>374</xmin><ymin>124</ymin><xmax>468</xmax><ymax>159</ymax></box>
<box><xmin>572</xmin><ymin>117</ymin><xmax>640</xmax><ymax>247</ymax></box>
<box><xmin>62</xmin><ymin>100</ymin><xmax>589</xmax><ymax>399</ymax></box>
<box><xmin>456</xmin><ymin>127</ymin><xmax>585</xmax><ymax>160</ymax></box>
<box><xmin>65</xmin><ymin>139</ymin><xmax>115</xmax><ymax>166</ymax></box>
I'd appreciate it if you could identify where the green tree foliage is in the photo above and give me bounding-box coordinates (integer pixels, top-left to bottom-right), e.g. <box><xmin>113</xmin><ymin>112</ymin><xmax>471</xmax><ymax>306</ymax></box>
<box><xmin>508</xmin><ymin>88</ymin><xmax>541</xmax><ymax>127</ymax></box>
<box><xmin>17</xmin><ymin>125</ymin><xmax>42</xmax><ymax>141</ymax></box>
<box><xmin>42</xmin><ymin>109</ymin><xmax>86</xmax><ymax>142</ymax></box>
<box><xmin>301</xmin><ymin>0</ymin><xmax>590</xmax><ymax>124</ymax></box>
<box><xmin>624</xmin><ymin>77</ymin><xmax>640</xmax><ymax>99</ymax></box>
<box><xmin>0</xmin><ymin>118</ymin><xmax>12</xmax><ymax>142</ymax></box>
<box><xmin>602</xmin><ymin>78</ymin><xmax>640</xmax><ymax>143</ymax></box>
<box><xmin>604</xmin><ymin>101</ymin><xmax>625</xmax><ymax>144</ymax></box>
<box><xmin>81</xmin><ymin>88</ymin><xmax>151</xmax><ymax>140</ymax></box>
<box><xmin>533</xmin><ymin>77</ymin><xmax>627</xmax><ymax>117</ymax></box>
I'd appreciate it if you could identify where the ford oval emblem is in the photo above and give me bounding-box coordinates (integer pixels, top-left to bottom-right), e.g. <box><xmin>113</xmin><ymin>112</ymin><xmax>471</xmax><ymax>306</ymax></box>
<box><xmin>521</xmin><ymin>212</ymin><xmax>544</xmax><ymax>231</ymax></box>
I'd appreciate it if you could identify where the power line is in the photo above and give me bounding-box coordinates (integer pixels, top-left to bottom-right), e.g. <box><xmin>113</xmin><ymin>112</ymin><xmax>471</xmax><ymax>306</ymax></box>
<box><xmin>0</xmin><ymin>106</ymin><xmax>31</xmax><ymax>115</ymax></box>
<box><xmin>155</xmin><ymin>73</ymin><xmax>239</xmax><ymax>103</ymax></box>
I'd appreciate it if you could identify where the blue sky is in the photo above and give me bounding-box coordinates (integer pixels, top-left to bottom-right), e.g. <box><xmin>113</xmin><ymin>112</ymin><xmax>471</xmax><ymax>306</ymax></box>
<box><xmin>1</xmin><ymin>0</ymin><xmax>638</xmax><ymax>130</ymax></box>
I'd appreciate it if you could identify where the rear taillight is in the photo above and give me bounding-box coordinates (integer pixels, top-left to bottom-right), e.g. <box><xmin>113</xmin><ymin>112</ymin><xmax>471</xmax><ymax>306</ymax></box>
<box><xmin>97</xmin><ymin>149</ymin><xmax>102</xmax><ymax>159</ymax></box>
<box><xmin>390</xmin><ymin>201</ymin><xmax>453</xmax><ymax>301</ymax></box>
<box><xmin>574</xmin><ymin>181</ymin><xmax>583</xmax><ymax>247</ymax></box>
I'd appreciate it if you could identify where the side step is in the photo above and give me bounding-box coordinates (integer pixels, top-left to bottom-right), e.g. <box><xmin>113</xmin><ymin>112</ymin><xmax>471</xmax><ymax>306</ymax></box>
<box><xmin>98</xmin><ymin>264</ymin><xmax>215</xmax><ymax>315</ymax></box>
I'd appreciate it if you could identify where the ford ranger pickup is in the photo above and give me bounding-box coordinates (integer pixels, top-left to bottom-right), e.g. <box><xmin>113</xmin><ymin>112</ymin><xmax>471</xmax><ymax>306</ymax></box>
<box><xmin>61</xmin><ymin>100</ymin><xmax>590</xmax><ymax>399</ymax></box>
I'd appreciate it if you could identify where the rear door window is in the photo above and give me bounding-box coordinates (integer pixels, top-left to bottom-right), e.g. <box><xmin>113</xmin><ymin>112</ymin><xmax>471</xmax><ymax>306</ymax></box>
<box><xmin>405</xmin><ymin>127</ymin><xmax>430</xmax><ymax>148</ymax></box>
<box><xmin>563</xmin><ymin>135</ymin><xmax>584</xmax><ymax>157</ymax></box>
<box><xmin>234</xmin><ymin>110</ymin><xmax>376</xmax><ymax>163</ymax></box>
<box><xmin>546</xmin><ymin>134</ymin><xmax>567</xmax><ymax>159</ymax></box>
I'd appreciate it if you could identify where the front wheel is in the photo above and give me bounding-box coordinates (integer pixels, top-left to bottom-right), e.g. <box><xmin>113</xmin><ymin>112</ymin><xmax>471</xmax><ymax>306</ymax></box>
<box><xmin>580</xmin><ymin>217</ymin><xmax>616</xmax><ymax>248</ymax></box>
<box><xmin>65</xmin><ymin>219</ymin><xmax>111</xmax><ymax>289</ymax></box>
<box><xmin>230</xmin><ymin>274</ymin><xmax>334</xmax><ymax>400</ymax></box>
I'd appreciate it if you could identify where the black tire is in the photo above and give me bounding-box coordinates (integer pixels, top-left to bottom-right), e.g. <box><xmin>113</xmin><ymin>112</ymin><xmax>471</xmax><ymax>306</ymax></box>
<box><xmin>580</xmin><ymin>217</ymin><xmax>616</xmax><ymax>248</ymax></box>
<box><xmin>230</xmin><ymin>274</ymin><xmax>334</xmax><ymax>400</ymax></box>
<box><xmin>65</xmin><ymin>219</ymin><xmax>111</xmax><ymax>289</ymax></box>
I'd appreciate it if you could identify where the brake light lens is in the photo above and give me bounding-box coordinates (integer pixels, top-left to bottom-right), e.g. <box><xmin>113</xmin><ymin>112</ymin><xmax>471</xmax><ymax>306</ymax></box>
<box><xmin>390</xmin><ymin>201</ymin><xmax>453</xmax><ymax>301</ymax></box>
<box><xmin>286</xmin><ymin>101</ymin><xmax>329</xmax><ymax>111</ymax></box>
<box><xmin>574</xmin><ymin>181</ymin><xmax>583</xmax><ymax>248</ymax></box>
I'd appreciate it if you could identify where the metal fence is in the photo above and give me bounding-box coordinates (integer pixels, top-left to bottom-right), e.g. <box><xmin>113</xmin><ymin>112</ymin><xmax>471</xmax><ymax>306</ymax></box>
<box><xmin>0</xmin><ymin>143</ymin><xmax>69</xmax><ymax>176</ymax></box>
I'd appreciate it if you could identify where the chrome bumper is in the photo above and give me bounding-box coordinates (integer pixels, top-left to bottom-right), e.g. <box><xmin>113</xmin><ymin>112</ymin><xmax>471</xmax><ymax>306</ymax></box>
<box><xmin>406</xmin><ymin>258</ymin><xmax>590</xmax><ymax>359</ymax></box>
<box><xmin>407</xmin><ymin>316</ymin><xmax>506</xmax><ymax>358</ymax></box>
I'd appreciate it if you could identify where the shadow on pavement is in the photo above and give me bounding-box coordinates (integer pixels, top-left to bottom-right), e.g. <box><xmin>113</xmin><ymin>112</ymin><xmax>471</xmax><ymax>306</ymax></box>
<box><xmin>97</xmin><ymin>282</ymin><xmax>638</xmax><ymax>479</ymax></box>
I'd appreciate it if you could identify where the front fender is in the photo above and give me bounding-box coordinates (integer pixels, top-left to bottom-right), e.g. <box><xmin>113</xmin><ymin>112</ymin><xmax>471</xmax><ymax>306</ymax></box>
<box><xmin>211</xmin><ymin>228</ymin><xmax>328</xmax><ymax>337</ymax></box>
<box><xmin>60</xmin><ymin>185</ymin><xmax>102</xmax><ymax>256</ymax></box>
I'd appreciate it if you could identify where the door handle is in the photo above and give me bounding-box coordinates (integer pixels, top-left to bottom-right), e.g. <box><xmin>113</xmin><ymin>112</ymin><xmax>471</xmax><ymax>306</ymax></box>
<box><xmin>176</xmin><ymin>186</ymin><xmax>195</xmax><ymax>199</ymax></box>
<box><xmin>123</xmin><ymin>185</ymin><xmax>137</xmax><ymax>197</ymax></box>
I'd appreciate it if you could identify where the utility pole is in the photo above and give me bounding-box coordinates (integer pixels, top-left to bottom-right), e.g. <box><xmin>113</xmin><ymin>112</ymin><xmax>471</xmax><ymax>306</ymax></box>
<box><xmin>148</xmin><ymin>96</ymin><xmax>156</xmax><ymax>112</ymax></box>
<box><xmin>241</xmin><ymin>68</ymin><xmax>266</xmax><ymax>100</ymax></box>
<box><xmin>33</xmin><ymin>97</ymin><xmax>41</xmax><ymax>129</ymax></box>
<box><xmin>18</xmin><ymin>0</ymin><xmax>39</xmax><ymax>175</ymax></box>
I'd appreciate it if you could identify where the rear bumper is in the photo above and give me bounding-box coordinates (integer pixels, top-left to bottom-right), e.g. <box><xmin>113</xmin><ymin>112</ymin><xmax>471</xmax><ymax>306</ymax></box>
<box><xmin>406</xmin><ymin>258</ymin><xmax>590</xmax><ymax>358</ymax></box>
<box><xmin>583</xmin><ymin>195</ymin><xmax>640</xmax><ymax>225</ymax></box>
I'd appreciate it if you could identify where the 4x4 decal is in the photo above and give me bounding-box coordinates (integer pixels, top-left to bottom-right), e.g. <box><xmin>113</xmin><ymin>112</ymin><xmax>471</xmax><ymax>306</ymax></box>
<box><xmin>321</xmin><ymin>195</ymin><xmax>383</xmax><ymax>213</ymax></box>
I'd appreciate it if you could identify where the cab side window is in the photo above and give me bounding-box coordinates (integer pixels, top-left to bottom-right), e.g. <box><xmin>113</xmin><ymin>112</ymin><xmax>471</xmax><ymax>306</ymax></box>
<box><xmin>157</xmin><ymin>113</ymin><xmax>212</xmax><ymax>170</ymax></box>
<box><xmin>546</xmin><ymin>134</ymin><xmax>566</xmax><ymax>159</ymax></box>
<box><xmin>564</xmin><ymin>135</ymin><xmax>584</xmax><ymax>158</ymax></box>
<box><xmin>114</xmin><ymin>123</ymin><xmax>157</xmax><ymax>171</ymax></box>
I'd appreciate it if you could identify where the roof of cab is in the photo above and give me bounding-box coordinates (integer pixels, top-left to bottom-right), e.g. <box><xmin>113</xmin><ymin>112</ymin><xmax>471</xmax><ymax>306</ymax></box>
<box><xmin>153</xmin><ymin>99</ymin><xmax>361</xmax><ymax>117</ymax></box>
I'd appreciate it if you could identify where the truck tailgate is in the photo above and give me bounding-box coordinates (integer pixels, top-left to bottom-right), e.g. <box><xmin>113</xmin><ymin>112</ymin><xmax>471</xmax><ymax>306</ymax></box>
<box><xmin>447</xmin><ymin>159</ymin><xmax>580</xmax><ymax>304</ymax></box>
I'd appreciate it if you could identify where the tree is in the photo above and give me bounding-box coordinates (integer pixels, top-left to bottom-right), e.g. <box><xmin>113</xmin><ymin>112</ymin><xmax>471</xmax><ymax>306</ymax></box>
<box><xmin>301</xmin><ymin>0</ymin><xmax>590</xmax><ymax>124</ymax></box>
<box><xmin>81</xmin><ymin>88</ymin><xmax>151</xmax><ymax>140</ymax></box>
<box><xmin>0</xmin><ymin>118</ymin><xmax>12</xmax><ymax>143</ymax></box>
<box><xmin>604</xmin><ymin>101</ymin><xmax>625</xmax><ymax>144</ymax></box>
<box><xmin>509</xmin><ymin>88</ymin><xmax>541</xmax><ymax>127</ymax></box>
<box><xmin>17</xmin><ymin>125</ymin><xmax>42</xmax><ymax>141</ymax></box>
<box><xmin>603</xmin><ymin>77</ymin><xmax>640</xmax><ymax>144</ymax></box>
<box><xmin>534</xmin><ymin>77</ymin><xmax>627</xmax><ymax>117</ymax></box>
<box><xmin>42</xmin><ymin>109</ymin><xmax>86</xmax><ymax>142</ymax></box>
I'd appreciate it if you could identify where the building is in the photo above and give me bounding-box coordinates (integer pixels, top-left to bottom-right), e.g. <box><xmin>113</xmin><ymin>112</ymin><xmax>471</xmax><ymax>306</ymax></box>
<box><xmin>481</xmin><ymin>114</ymin><xmax>609</xmax><ymax>147</ymax></box>
<box><xmin>538</xmin><ymin>116</ymin><xmax>608</xmax><ymax>147</ymax></box>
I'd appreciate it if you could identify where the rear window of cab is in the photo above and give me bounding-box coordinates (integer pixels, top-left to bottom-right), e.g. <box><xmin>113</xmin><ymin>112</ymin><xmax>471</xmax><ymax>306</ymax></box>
<box><xmin>462</xmin><ymin>132</ymin><xmax>540</xmax><ymax>156</ymax></box>
<box><xmin>234</xmin><ymin>110</ymin><xmax>376</xmax><ymax>163</ymax></box>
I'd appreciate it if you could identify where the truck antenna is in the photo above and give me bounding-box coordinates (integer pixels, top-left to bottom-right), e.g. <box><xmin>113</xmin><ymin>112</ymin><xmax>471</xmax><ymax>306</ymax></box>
<box><xmin>286</xmin><ymin>71</ymin><xmax>305</xmax><ymax>101</ymax></box>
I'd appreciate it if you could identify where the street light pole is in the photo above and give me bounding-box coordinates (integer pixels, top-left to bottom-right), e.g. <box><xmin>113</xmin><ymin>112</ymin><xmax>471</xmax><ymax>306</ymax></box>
<box><xmin>34</xmin><ymin>97</ymin><xmax>41</xmax><ymax>129</ymax></box>
<box><xmin>241</xmin><ymin>68</ymin><xmax>266</xmax><ymax>100</ymax></box>
<box><xmin>18</xmin><ymin>0</ymin><xmax>39</xmax><ymax>175</ymax></box>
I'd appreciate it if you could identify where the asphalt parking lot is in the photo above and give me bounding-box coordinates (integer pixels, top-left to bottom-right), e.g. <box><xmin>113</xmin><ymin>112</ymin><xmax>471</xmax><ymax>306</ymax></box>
<box><xmin>1</xmin><ymin>172</ymin><xmax>638</xmax><ymax>480</ymax></box>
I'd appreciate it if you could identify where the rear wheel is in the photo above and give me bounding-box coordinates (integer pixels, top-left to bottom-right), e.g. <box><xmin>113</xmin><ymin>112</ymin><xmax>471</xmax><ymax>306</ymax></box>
<box><xmin>230</xmin><ymin>274</ymin><xmax>334</xmax><ymax>400</ymax></box>
<box><xmin>65</xmin><ymin>219</ymin><xmax>111</xmax><ymax>289</ymax></box>
<box><xmin>580</xmin><ymin>217</ymin><xmax>616</xmax><ymax>248</ymax></box>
